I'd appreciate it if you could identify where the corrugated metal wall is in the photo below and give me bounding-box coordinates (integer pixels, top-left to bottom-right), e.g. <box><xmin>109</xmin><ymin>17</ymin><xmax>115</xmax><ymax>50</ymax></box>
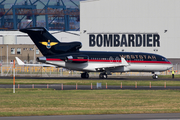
<box><xmin>80</xmin><ymin>0</ymin><xmax>180</xmax><ymax>59</ymax></box>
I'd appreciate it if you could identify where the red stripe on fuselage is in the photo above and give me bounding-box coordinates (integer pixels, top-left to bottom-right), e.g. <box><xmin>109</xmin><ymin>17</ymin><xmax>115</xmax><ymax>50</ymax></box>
<box><xmin>46</xmin><ymin>58</ymin><xmax>171</xmax><ymax>64</ymax></box>
<box><xmin>89</xmin><ymin>59</ymin><xmax>171</xmax><ymax>64</ymax></box>
<box><xmin>128</xmin><ymin>60</ymin><xmax>171</xmax><ymax>64</ymax></box>
<box><xmin>46</xmin><ymin>58</ymin><xmax>63</xmax><ymax>61</ymax></box>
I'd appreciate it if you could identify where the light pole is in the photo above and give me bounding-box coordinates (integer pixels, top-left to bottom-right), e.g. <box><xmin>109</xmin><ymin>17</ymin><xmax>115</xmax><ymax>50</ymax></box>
<box><xmin>0</xmin><ymin>47</ymin><xmax>1</xmax><ymax>63</ymax></box>
<box><xmin>1</xmin><ymin>47</ymin><xmax>3</xmax><ymax>76</ymax></box>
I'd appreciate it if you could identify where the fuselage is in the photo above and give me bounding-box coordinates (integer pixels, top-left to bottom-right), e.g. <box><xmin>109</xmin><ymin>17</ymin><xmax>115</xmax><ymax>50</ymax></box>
<box><xmin>42</xmin><ymin>51</ymin><xmax>172</xmax><ymax>73</ymax></box>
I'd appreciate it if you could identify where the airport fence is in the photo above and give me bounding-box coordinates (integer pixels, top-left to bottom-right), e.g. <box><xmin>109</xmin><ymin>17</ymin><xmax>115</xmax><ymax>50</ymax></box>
<box><xmin>6</xmin><ymin>81</ymin><xmax>175</xmax><ymax>90</ymax></box>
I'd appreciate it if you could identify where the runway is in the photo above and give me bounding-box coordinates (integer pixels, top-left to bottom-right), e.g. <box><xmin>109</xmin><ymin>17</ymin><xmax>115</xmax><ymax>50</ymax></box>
<box><xmin>0</xmin><ymin>75</ymin><xmax>180</xmax><ymax>81</ymax></box>
<box><xmin>0</xmin><ymin>113</ymin><xmax>180</xmax><ymax>120</ymax></box>
<box><xmin>1</xmin><ymin>84</ymin><xmax>180</xmax><ymax>90</ymax></box>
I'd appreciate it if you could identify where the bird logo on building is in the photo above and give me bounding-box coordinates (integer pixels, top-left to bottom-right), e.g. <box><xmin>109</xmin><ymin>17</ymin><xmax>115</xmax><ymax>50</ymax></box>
<box><xmin>40</xmin><ymin>40</ymin><xmax>58</xmax><ymax>49</ymax></box>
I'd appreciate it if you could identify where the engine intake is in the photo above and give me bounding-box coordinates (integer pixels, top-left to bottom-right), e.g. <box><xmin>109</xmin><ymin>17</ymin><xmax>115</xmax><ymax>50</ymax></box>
<box><xmin>37</xmin><ymin>57</ymin><xmax>46</xmax><ymax>63</ymax></box>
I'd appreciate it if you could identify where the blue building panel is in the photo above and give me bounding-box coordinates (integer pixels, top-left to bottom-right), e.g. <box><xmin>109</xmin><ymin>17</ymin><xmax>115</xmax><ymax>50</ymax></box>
<box><xmin>0</xmin><ymin>0</ymin><xmax>80</xmax><ymax>31</ymax></box>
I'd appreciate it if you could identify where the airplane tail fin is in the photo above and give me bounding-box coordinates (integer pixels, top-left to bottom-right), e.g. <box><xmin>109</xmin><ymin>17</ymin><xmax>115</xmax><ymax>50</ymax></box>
<box><xmin>19</xmin><ymin>27</ymin><xmax>61</xmax><ymax>56</ymax></box>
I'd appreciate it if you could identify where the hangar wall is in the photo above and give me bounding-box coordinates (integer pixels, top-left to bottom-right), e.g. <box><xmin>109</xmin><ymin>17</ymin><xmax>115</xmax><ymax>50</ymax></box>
<box><xmin>80</xmin><ymin>0</ymin><xmax>180</xmax><ymax>59</ymax></box>
<box><xmin>0</xmin><ymin>31</ymin><xmax>80</xmax><ymax>44</ymax></box>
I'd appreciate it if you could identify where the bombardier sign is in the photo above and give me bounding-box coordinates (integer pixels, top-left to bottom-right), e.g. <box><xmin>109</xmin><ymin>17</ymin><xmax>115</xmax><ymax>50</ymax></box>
<box><xmin>89</xmin><ymin>34</ymin><xmax>160</xmax><ymax>47</ymax></box>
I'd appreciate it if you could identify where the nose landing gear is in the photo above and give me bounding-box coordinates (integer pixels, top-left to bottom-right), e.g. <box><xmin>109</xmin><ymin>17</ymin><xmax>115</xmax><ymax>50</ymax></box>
<box><xmin>152</xmin><ymin>74</ymin><xmax>158</xmax><ymax>79</ymax></box>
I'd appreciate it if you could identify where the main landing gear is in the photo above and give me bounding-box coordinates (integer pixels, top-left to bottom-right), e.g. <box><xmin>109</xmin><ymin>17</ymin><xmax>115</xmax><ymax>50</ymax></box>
<box><xmin>81</xmin><ymin>72</ymin><xmax>108</xmax><ymax>79</ymax></box>
<box><xmin>99</xmin><ymin>73</ymin><xmax>108</xmax><ymax>79</ymax></box>
<box><xmin>81</xmin><ymin>72</ymin><xmax>89</xmax><ymax>79</ymax></box>
<box><xmin>152</xmin><ymin>74</ymin><xmax>158</xmax><ymax>79</ymax></box>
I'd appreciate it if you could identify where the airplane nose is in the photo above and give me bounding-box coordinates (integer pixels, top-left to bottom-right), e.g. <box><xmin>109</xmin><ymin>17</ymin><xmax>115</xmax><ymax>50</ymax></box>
<box><xmin>168</xmin><ymin>63</ymin><xmax>173</xmax><ymax>70</ymax></box>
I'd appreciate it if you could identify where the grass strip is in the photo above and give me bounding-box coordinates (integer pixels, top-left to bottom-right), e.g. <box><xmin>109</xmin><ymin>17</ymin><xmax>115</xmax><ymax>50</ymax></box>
<box><xmin>0</xmin><ymin>89</ymin><xmax>180</xmax><ymax>116</ymax></box>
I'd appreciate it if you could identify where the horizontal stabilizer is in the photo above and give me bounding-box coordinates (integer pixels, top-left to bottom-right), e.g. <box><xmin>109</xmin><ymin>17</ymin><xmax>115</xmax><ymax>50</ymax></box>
<box><xmin>15</xmin><ymin>57</ymin><xmax>25</xmax><ymax>65</ymax></box>
<box><xmin>15</xmin><ymin>57</ymin><xmax>56</xmax><ymax>67</ymax></box>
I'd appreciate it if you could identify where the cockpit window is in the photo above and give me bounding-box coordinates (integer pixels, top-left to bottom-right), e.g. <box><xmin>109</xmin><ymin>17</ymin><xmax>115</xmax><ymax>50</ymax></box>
<box><xmin>162</xmin><ymin>58</ymin><xmax>168</xmax><ymax>61</ymax></box>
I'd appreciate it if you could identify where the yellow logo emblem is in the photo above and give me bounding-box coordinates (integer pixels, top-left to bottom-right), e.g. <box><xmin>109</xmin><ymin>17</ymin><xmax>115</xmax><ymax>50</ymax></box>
<box><xmin>40</xmin><ymin>40</ymin><xmax>58</xmax><ymax>49</ymax></box>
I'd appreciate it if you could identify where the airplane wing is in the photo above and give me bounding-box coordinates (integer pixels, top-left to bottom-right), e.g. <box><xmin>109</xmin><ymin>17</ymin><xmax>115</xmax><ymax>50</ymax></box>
<box><xmin>15</xmin><ymin>57</ymin><xmax>56</xmax><ymax>67</ymax></box>
<box><xmin>95</xmin><ymin>57</ymin><xmax>129</xmax><ymax>71</ymax></box>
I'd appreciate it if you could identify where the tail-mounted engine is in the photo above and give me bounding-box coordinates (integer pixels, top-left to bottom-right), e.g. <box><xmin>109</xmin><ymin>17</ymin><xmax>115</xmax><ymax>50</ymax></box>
<box><xmin>37</xmin><ymin>57</ymin><xmax>46</xmax><ymax>63</ymax></box>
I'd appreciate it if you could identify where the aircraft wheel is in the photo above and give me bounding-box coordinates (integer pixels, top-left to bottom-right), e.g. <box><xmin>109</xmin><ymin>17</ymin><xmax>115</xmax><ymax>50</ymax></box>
<box><xmin>81</xmin><ymin>73</ymin><xmax>89</xmax><ymax>79</ymax></box>
<box><xmin>85</xmin><ymin>73</ymin><xmax>89</xmax><ymax>79</ymax></box>
<box><xmin>81</xmin><ymin>74</ymin><xmax>83</xmax><ymax>78</ymax></box>
<box><xmin>103</xmin><ymin>74</ymin><xmax>107</xmax><ymax>79</ymax></box>
<box><xmin>99</xmin><ymin>73</ymin><xmax>107</xmax><ymax>79</ymax></box>
<box><xmin>99</xmin><ymin>73</ymin><xmax>103</xmax><ymax>79</ymax></box>
<box><xmin>81</xmin><ymin>73</ymin><xmax>85</xmax><ymax>78</ymax></box>
<box><xmin>152</xmin><ymin>74</ymin><xmax>158</xmax><ymax>79</ymax></box>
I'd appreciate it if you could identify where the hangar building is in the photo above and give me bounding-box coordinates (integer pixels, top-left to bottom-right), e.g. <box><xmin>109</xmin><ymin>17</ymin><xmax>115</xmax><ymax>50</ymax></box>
<box><xmin>1</xmin><ymin>0</ymin><xmax>180</xmax><ymax>68</ymax></box>
<box><xmin>80</xmin><ymin>0</ymin><xmax>180</xmax><ymax>64</ymax></box>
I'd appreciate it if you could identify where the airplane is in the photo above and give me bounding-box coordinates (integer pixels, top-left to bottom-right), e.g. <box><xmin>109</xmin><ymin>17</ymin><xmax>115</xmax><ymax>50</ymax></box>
<box><xmin>19</xmin><ymin>27</ymin><xmax>173</xmax><ymax>79</ymax></box>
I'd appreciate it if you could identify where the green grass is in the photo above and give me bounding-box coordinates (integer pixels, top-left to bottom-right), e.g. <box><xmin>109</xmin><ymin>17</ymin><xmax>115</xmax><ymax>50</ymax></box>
<box><xmin>0</xmin><ymin>79</ymin><xmax>180</xmax><ymax>86</ymax></box>
<box><xmin>159</xmin><ymin>74</ymin><xmax>180</xmax><ymax>78</ymax></box>
<box><xmin>0</xmin><ymin>89</ymin><xmax>180</xmax><ymax>116</ymax></box>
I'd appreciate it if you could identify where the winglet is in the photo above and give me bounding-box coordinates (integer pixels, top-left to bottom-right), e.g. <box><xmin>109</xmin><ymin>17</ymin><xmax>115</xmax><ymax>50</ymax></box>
<box><xmin>15</xmin><ymin>57</ymin><xmax>25</xmax><ymax>65</ymax></box>
<box><xmin>121</xmin><ymin>57</ymin><xmax>129</xmax><ymax>66</ymax></box>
